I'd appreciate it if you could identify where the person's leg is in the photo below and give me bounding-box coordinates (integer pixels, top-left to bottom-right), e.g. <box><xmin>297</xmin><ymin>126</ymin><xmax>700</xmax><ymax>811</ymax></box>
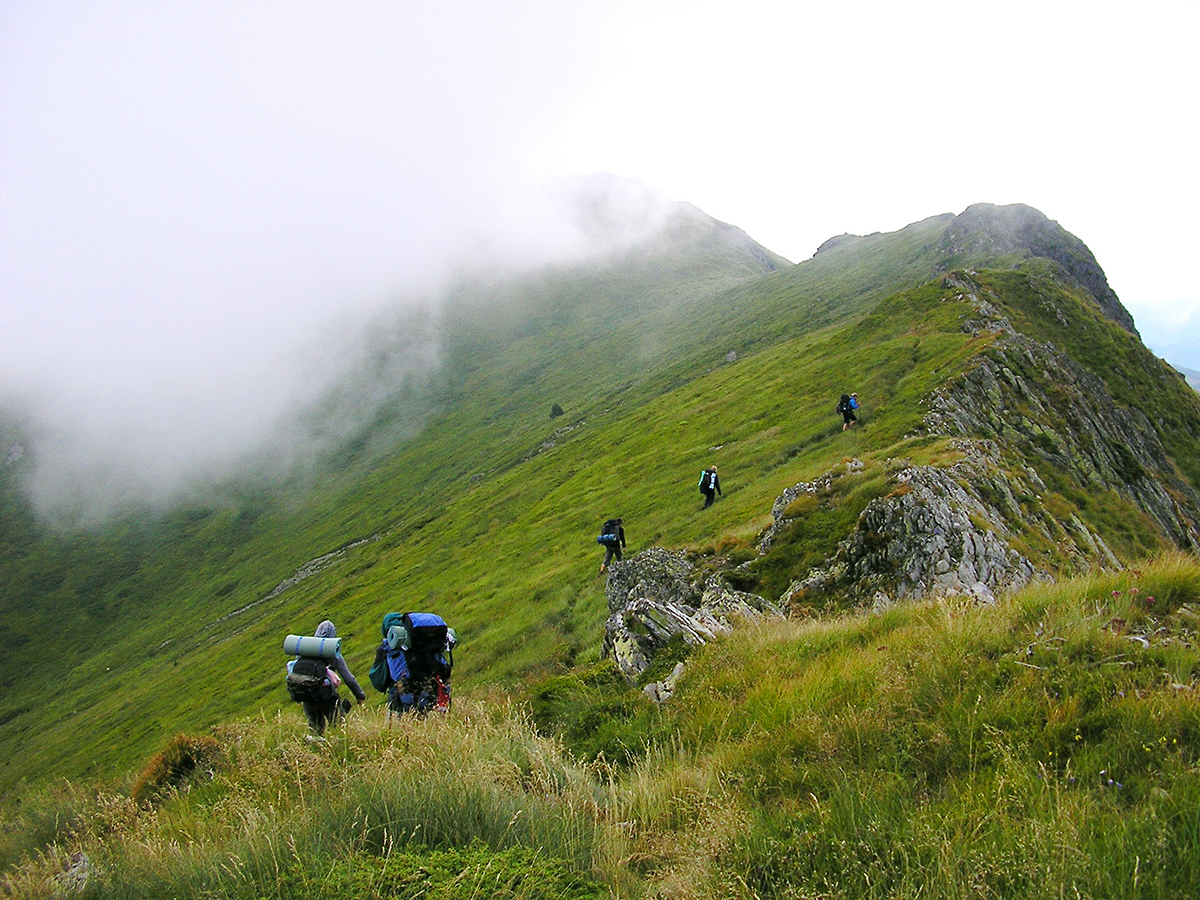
<box><xmin>331</xmin><ymin>690</ymin><xmax>350</xmax><ymax>722</ymax></box>
<box><xmin>302</xmin><ymin>699</ymin><xmax>326</xmax><ymax>735</ymax></box>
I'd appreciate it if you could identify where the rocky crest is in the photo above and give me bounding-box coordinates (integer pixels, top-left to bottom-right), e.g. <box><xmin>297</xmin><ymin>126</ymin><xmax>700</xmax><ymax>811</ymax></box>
<box><xmin>775</xmin><ymin>273</ymin><xmax>1199</xmax><ymax>609</ymax></box>
<box><xmin>935</xmin><ymin>203</ymin><xmax>1137</xmax><ymax>335</ymax></box>
<box><xmin>781</xmin><ymin>444</ymin><xmax>1066</xmax><ymax>608</ymax></box>
<box><xmin>926</xmin><ymin>275</ymin><xmax>1200</xmax><ymax>550</ymax></box>
<box><xmin>600</xmin><ymin>245</ymin><xmax>1192</xmax><ymax>675</ymax></box>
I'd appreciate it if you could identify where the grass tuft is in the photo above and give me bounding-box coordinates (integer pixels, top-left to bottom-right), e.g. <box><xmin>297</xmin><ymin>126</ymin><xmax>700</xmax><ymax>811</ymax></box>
<box><xmin>129</xmin><ymin>732</ymin><xmax>224</xmax><ymax>806</ymax></box>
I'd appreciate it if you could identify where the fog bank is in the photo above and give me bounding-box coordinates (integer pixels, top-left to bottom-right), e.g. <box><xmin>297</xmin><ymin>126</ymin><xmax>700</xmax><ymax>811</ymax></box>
<box><xmin>0</xmin><ymin>3</ymin><xmax>648</xmax><ymax>520</ymax></box>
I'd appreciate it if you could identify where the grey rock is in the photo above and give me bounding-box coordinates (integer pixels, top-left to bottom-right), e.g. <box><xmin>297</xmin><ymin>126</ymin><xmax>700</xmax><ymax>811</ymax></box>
<box><xmin>787</xmin><ymin>454</ymin><xmax>1042</xmax><ymax>605</ymax></box>
<box><xmin>643</xmin><ymin>661</ymin><xmax>687</xmax><ymax>703</ymax></box>
<box><xmin>603</xmin><ymin>549</ymin><xmax>781</xmax><ymax>681</ymax></box>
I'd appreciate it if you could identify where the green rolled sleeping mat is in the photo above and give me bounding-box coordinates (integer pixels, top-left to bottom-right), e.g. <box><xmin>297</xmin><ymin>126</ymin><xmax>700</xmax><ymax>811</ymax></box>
<box><xmin>283</xmin><ymin>634</ymin><xmax>341</xmax><ymax>659</ymax></box>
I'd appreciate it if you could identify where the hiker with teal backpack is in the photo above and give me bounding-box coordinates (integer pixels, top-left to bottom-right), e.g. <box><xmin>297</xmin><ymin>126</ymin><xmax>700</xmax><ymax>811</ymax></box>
<box><xmin>597</xmin><ymin>517</ymin><xmax>625</xmax><ymax>572</ymax></box>
<box><xmin>368</xmin><ymin>612</ymin><xmax>457</xmax><ymax>717</ymax></box>
<box><xmin>283</xmin><ymin>619</ymin><xmax>366</xmax><ymax>735</ymax></box>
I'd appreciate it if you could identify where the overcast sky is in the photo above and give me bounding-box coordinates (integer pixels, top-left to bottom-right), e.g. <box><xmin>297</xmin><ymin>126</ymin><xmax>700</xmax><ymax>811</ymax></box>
<box><xmin>2</xmin><ymin>1</ymin><xmax>1198</xmax><ymax>514</ymax></box>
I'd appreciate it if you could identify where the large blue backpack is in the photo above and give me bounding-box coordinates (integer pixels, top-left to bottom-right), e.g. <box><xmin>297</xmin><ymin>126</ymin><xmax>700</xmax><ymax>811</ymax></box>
<box><xmin>369</xmin><ymin>612</ymin><xmax>455</xmax><ymax>714</ymax></box>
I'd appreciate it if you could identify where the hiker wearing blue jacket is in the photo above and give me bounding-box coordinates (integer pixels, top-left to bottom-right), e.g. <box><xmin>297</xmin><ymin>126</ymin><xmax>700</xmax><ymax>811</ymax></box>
<box><xmin>301</xmin><ymin>620</ymin><xmax>366</xmax><ymax>734</ymax></box>
<box><xmin>837</xmin><ymin>392</ymin><xmax>860</xmax><ymax>431</ymax></box>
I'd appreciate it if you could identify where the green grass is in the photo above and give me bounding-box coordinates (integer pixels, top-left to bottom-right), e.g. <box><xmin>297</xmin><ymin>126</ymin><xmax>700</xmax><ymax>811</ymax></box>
<box><xmin>3</xmin><ymin>206</ymin><xmax>1200</xmax><ymax>799</ymax></box>
<box><xmin>4</xmin><ymin>556</ymin><xmax>1200</xmax><ymax>898</ymax></box>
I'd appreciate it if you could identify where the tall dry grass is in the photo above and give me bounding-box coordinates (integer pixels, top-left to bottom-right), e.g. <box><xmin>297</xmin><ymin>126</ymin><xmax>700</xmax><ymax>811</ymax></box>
<box><xmin>4</xmin><ymin>554</ymin><xmax>1200</xmax><ymax>898</ymax></box>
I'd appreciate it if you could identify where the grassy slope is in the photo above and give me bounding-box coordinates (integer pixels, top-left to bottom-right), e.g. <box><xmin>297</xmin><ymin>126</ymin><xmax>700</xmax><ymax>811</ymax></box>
<box><xmin>0</xmin><ymin>218</ymin><xmax>807</xmax><ymax>788</ymax></box>
<box><xmin>3</xmin><ymin>556</ymin><xmax>1197</xmax><ymax>899</ymax></box>
<box><xmin>2</xmin><ymin>208</ymin><xmax>1198</xmax><ymax>794</ymax></box>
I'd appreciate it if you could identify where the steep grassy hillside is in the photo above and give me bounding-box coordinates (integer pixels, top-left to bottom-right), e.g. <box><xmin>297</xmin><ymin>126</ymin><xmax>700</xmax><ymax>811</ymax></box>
<box><xmin>0</xmin><ymin>203</ymin><xmax>799</xmax><ymax>788</ymax></box>
<box><xmin>1</xmin><ymin>201</ymin><xmax>1196</xmax><ymax>796</ymax></box>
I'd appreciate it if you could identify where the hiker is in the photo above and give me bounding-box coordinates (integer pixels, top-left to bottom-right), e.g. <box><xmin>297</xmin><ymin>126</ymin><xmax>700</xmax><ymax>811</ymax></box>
<box><xmin>837</xmin><ymin>392</ymin><xmax>860</xmax><ymax>431</ymax></box>
<box><xmin>369</xmin><ymin>612</ymin><xmax>456</xmax><ymax>716</ymax></box>
<box><xmin>597</xmin><ymin>517</ymin><xmax>625</xmax><ymax>572</ymax></box>
<box><xmin>284</xmin><ymin>619</ymin><xmax>366</xmax><ymax>735</ymax></box>
<box><xmin>698</xmin><ymin>465</ymin><xmax>721</xmax><ymax>508</ymax></box>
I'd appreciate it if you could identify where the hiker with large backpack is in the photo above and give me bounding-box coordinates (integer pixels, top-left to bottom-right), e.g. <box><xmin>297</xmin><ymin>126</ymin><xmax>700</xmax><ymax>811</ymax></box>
<box><xmin>368</xmin><ymin>612</ymin><xmax>457</xmax><ymax>716</ymax></box>
<box><xmin>698</xmin><ymin>465</ymin><xmax>721</xmax><ymax>508</ymax></box>
<box><xmin>283</xmin><ymin>619</ymin><xmax>366</xmax><ymax>735</ymax></box>
<box><xmin>597</xmin><ymin>517</ymin><xmax>625</xmax><ymax>572</ymax></box>
<box><xmin>836</xmin><ymin>392</ymin><xmax>860</xmax><ymax>431</ymax></box>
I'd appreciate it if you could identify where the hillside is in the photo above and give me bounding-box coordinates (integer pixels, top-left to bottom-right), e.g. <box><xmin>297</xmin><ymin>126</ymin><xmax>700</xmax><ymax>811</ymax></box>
<box><xmin>3</xmin><ymin>557</ymin><xmax>1198</xmax><ymax>898</ymax></box>
<box><xmin>1</xmin><ymin>196</ymin><xmax>1198</xmax><ymax>801</ymax></box>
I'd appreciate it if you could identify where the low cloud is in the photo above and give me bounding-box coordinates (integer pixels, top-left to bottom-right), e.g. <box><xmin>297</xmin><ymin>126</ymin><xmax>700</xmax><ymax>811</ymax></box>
<box><xmin>1</xmin><ymin>163</ymin><xmax>684</xmax><ymax>523</ymax></box>
<box><xmin>0</xmin><ymin>3</ymin><xmax>654</xmax><ymax>521</ymax></box>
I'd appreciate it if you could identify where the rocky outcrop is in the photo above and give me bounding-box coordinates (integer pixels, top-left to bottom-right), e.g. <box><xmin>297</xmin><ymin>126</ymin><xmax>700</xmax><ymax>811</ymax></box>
<box><xmin>600</xmin><ymin>263</ymin><xmax>1195</xmax><ymax>668</ymax></box>
<box><xmin>777</xmin><ymin>440</ymin><xmax>1130</xmax><ymax>608</ymax></box>
<box><xmin>782</xmin><ymin>447</ymin><xmax>1042</xmax><ymax>606</ymax></box>
<box><xmin>774</xmin><ymin>273</ymin><xmax>1200</xmax><ymax>609</ymax></box>
<box><xmin>926</xmin><ymin>276</ymin><xmax>1200</xmax><ymax>551</ymax></box>
<box><xmin>603</xmin><ymin>548</ymin><xmax>781</xmax><ymax>683</ymax></box>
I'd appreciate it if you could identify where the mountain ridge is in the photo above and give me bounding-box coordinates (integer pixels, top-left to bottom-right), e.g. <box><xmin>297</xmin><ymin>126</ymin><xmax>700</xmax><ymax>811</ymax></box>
<box><xmin>0</xmin><ymin>195</ymin><xmax>1195</xmax><ymax>792</ymax></box>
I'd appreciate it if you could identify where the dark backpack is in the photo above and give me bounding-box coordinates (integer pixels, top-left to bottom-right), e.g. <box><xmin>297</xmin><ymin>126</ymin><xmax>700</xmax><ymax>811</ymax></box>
<box><xmin>368</xmin><ymin>641</ymin><xmax>393</xmax><ymax>693</ymax></box>
<box><xmin>374</xmin><ymin>612</ymin><xmax>455</xmax><ymax>713</ymax></box>
<box><xmin>393</xmin><ymin>613</ymin><xmax>453</xmax><ymax>685</ymax></box>
<box><xmin>597</xmin><ymin>519</ymin><xmax>621</xmax><ymax>548</ymax></box>
<box><xmin>286</xmin><ymin>656</ymin><xmax>335</xmax><ymax>703</ymax></box>
<box><xmin>837</xmin><ymin>394</ymin><xmax>851</xmax><ymax>414</ymax></box>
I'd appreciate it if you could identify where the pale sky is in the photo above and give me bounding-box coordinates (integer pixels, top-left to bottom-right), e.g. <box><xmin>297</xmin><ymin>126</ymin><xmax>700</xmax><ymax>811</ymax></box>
<box><xmin>2</xmin><ymin>1</ymin><xmax>1197</xmax><ymax>513</ymax></box>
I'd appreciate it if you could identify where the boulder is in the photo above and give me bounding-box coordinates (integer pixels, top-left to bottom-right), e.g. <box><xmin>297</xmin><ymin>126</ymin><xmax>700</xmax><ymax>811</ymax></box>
<box><xmin>787</xmin><ymin>452</ymin><xmax>1044</xmax><ymax>604</ymax></box>
<box><xmin>603</xmin><ymin>548</ymin><xmax>781</xmax><ymax>682</ymax></box>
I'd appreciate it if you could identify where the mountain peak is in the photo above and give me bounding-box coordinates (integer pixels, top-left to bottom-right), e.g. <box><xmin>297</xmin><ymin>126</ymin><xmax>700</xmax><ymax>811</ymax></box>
<box><xmin>812</xmin><ymin>204</ymin><xmax>1137</xmax><ymax>336</ymax></box>
<box><xmin>936</xmin><ymin>203</ymin><xmax>1137</xmax><ymax>334</ymax></box>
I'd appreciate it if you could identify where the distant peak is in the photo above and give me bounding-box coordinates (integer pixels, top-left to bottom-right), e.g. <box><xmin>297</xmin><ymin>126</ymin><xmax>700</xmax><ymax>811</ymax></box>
<box><xmin>937</xmin><ymin>203</ymin><xmax>1137</xmax><ymax>335</ymax></box>
<box><xmin>546</xmin><ymin>173</ymin><xmax>789</xmax><ymax>271</ymax></box>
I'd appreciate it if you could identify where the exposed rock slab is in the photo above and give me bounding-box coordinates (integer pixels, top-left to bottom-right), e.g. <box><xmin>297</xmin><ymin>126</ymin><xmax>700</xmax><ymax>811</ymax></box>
<box><xmin>927</xmin><ymin>275</ymin><xmax>1200</xmax><ymax>550</ymax></box>
<box><xmin>603</xmin><ymin>548</ymin><xmax>781</xmax><ymax>682</ymax></box>
<box><xmin>786</xmin><ymin>448</ymin><xmax>1050</xmax><ymax>606</ymax></box>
